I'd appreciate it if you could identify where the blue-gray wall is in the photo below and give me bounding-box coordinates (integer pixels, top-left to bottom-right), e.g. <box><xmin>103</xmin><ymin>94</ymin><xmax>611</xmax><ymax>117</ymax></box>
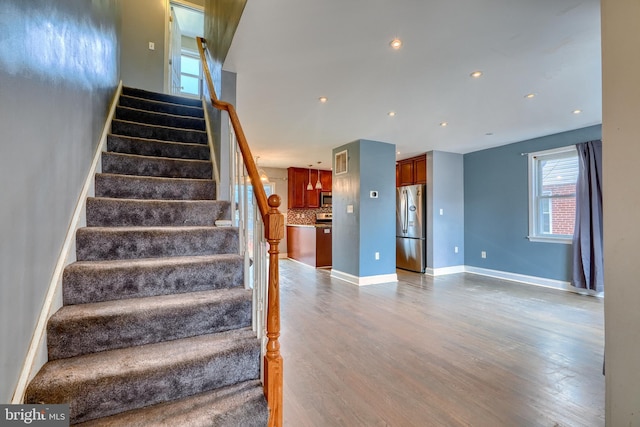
<box><xmin>427</xmin><ymin>151</ymin><xmax>465</xmax><ymax>270</ymax></box>
<box><xmin>0</xmin><ymin>0</ymin><xmax>120</xmax><ymax>402</ymax></box>
<box><xmin>464</xmin><ymin>125</ymin><xmax>602</xmax><ymax>281</ymax></box>
<box><xmin>120</xmin><ymin>0</ymin><xmax>166</xmax><ymax>92</ymax></box>
<box><xmin>332</xmin><ymin>140</ymin><xmax>396</xmax><ymax>278</ymax></box>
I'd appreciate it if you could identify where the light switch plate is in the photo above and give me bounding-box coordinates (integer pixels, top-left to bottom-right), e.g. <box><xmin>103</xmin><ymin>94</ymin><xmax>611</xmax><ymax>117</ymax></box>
<box><xmin>148</xmin><ymin>41</ymin><xmax>155</xmax><ymax>50</ymax></box>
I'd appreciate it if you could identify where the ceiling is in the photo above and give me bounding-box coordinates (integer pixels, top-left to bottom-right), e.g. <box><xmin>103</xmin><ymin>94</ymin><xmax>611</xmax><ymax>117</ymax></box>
<box><xmin>223</xmin><ymin>0</ymin><xmax>602</xmax><ymax>169</ymax></box>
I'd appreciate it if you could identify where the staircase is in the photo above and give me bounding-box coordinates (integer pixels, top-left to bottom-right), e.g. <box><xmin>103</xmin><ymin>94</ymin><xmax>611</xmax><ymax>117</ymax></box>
<box><xmin>24</xmin><ymin>87</ymin><xmax>269</xmax><ymax>426</ymax></box>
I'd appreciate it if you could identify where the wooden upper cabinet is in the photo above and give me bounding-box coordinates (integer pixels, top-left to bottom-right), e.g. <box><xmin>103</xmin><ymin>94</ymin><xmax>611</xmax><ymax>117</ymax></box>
<box><xmin>414</xmin><ymin>156</ymin><xmax>426</xmax><ymax>184</ymax></box>
<box><xmin>319</xmin><ymin>170</ymin><xmax>332</xmax><ymax>192</ymax></box>
<box><xmin>288</xmin><ymin>167</ymin><xmax>332</xmax><ymax>208</ymax></box>
<box><xmin>307</xmin><ymin>169</ymin><xmax>320</xmax><ymax>208</ymax></box>
<box><xmin>397</xmin><ymin>159</ymin><xmax>415</xmax><ymax>186</ymax></box>
<box><xmin>288</xmin><ymin>167</ymin><xmax>308</xmax><ymax>208</ymax></box>
<box><xmin>396</xmin><ymin>154</ymin><xmax>426</xmax><ymax>186</ymax></box>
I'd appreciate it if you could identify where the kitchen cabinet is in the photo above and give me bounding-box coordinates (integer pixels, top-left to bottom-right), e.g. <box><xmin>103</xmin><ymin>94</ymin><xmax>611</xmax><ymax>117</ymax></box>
<box><xmin>288</xmin><ymin>167</ymin><xmax>332</xmax><ymax>208</ymax></box>
<box><xmin>319</xmin><ymin>170</ymin><xmax>332</xmax><ymax>192</ymax></box>
<box><xmin>396</xmin><ymin>154</ymin><xmax>426</xmax><ymax>186</ymax></box>
<box><xmin>307</xmin><ymin>169</ymin><xmax>320</xmax><ymax>208</ymax></box>
<box><xmin>287</xmin><ymin>225</ymin><xmax>332</xmax><ymax>267</ymax></box>
<box><xmin>288</xmin><ymin>167</ymin><xmax>308</xmax><ymax>208</ymax></box>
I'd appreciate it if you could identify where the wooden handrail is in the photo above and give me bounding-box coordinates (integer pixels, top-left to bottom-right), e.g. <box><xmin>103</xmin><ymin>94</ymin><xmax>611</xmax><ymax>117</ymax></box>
<box><xmin>196</xmin><ymin>36</ymin><xmax>283</xmax><ymax>427</ymax></box>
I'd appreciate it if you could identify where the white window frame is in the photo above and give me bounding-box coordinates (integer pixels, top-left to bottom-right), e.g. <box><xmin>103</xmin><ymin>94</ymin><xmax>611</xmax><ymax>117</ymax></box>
<box><xmin>527</xmin><ymin>146</ymin><xmax>578</xmax><ymax>244</ymax></box>
<box><xmin>179</xmin><ymin>49</ymin><xmax>202</xmax><ymax>98</ymax></box>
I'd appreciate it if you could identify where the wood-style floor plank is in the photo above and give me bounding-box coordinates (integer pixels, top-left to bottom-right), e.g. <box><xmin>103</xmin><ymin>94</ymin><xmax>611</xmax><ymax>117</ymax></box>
<box><xmin>279</xmin><ymin>261</ymin><xmax>604</xmax><ymax>427</ymax></box>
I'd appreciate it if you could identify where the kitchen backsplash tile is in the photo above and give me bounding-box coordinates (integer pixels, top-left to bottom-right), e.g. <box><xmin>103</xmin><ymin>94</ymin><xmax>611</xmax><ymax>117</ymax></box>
<box><xmin>287</xmin><ymin>207</ymin><xmax>332</xmax><ymax>225</ymax></box>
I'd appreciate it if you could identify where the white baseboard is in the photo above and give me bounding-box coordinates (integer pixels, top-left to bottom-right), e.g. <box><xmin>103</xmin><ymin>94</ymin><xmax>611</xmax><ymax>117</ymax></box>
<box><xmin>464</xmin><ymin>266</ymin><xmax>574</xmax><ymax>292</ymax></box>
<box><xmin>421</xmin><ymin>264</ymin><xmax>602</xmax><ymax>297</ymax></box>
<box><xmin>425</xmin><ymin>265</ymin><xmax>466</xmax><ymax>276</ymax></box>
<box><xmin>330</xmin><ymin>269</ymin><xmax>398</xmax><ymax>286</ymax></box>
<box><xmin>11</xmin><ymin>82</ymin><xmax>123</xmax><ymax>404</ymax></box>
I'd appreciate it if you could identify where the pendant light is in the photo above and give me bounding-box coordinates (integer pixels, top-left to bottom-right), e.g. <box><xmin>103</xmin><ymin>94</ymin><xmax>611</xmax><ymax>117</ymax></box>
<box><xmin>315</xmin><ymin>161</ymin><xmax>322</xmax><ymax>190</ymax></box>
<box><xmin>255</xmin><ymin>156</ymin><xmax>269</xmax><ymax>182</ymax></box>
<box><xmin>306</xmin><ymin>165</ymin><xmax>313</xmax><ymax>190</ymax></box>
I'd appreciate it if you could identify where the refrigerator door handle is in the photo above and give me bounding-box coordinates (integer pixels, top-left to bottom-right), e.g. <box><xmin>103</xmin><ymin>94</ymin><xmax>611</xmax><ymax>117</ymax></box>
<box><xmin>403</xmin><ymin>190</ymin><xmax>408</xmax><ymax>234</ymax></box>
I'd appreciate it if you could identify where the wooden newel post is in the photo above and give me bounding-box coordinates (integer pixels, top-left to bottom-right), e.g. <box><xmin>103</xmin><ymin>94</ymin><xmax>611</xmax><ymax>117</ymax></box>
<box><xmin>264</xmin><ymin>194</ymin><xmax>284</xmax><ymax>427</ymax></box>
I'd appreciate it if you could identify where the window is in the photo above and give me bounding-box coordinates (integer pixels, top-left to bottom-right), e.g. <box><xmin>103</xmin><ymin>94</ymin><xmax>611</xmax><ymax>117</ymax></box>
<box><xmin>528</xmin><ymin>146</ymin><xmax>578</xmax><ymax>243</ymax></box>
<box><xmin>180</xmin><ymin>52</ymin><xmax>202</xmax><ymax>97</ymax></box>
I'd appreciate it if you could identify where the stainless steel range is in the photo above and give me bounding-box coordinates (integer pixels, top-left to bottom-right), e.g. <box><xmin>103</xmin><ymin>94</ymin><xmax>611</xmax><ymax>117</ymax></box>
<box><xmin>315</xmin><ymin>212</ymin><xmax>332</xmax><ymax>224</ymax></box>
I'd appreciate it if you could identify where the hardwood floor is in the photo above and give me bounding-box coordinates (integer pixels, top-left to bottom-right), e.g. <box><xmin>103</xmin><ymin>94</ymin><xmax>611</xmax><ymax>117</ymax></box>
<box><xmin>279</xmin><ymin>260</ymin><xmax>604</xmax><ymax>427</ymax></box>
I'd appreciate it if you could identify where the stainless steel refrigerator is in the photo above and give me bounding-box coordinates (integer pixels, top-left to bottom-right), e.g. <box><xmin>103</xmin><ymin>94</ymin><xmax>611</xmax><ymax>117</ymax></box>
<box><xmin>396</xmin><ymin>184</ymin><xmax>426</xmax><ymax>272</ymax></box>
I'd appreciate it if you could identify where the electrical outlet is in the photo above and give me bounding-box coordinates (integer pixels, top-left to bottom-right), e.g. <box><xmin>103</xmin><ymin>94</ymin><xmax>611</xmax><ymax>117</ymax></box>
<box><xmin>375</xmin><ymin>252</ymin><xmax>380</xmax><ymax>260</ymax></box>
<box><xmin>454</xmin><ymin>246</ymin><xmax>459</xmax><ymax>253</ymax></box>
<box><xmin>481</xmin><ymin>251</ymin><xmax>487</xmax><ymax>259</ymax></box>
<box><xmin>439</xmin><ymin>208</ymin><xmax>444</xmax><ymax>215</ymax></box>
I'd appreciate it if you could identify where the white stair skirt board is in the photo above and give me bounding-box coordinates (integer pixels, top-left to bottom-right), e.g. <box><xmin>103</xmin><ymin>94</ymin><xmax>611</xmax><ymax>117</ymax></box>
<box><xmin>330</xmin><ymin>270</ymin><xmax>398</xmax><ymax>286</ymax></box>
<box><xmin>425</xmin><ymin>265</ymin><xmax>466</xmax><ymax>276</ymax></box>
<box><xmin>11</xmin><ymin>82</ymin><xmax>123</xmax><ymax>404</ymax></box>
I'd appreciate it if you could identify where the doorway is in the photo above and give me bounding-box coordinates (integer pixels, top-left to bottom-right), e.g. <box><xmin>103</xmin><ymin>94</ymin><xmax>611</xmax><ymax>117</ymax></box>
<box><xmin>167</xmin><ymin>1</ymin><xmax>204</xmax><ymax>97</ymax></box>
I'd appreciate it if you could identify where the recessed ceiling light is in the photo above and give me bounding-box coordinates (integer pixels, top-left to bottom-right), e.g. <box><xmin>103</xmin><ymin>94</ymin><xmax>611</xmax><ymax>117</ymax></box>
<box><xmin>390</xmin><ymin>39</ymin><xmax>402</xmax><ymax>49</ymax></box>
<box><xmin>573</xmin><ymin>109</ymin><xmax>582</xmax><ymax>114</ymax></box>
<box><xmin>440</xmin><ymin>122</ymin><xmax>448</xmax><ymax>127</ymax></box>
<box><xmin>319</xmin><ymin>96</ymin><xmax>328</xmax><ymax>103</ymax></box>
<box><xmin>388</xmin><ymin>111</ymin><xmax>396</xmax><ymax>117</ymax></box>
<box><xmin>470</xmin><ymin>70</ymin><xmax>483</xmax><ymax>78</ymax></box>
<box><xmin>525</xmin><ymin>93</ymin><xmax>536</xmax><ymax>99</ymax></box>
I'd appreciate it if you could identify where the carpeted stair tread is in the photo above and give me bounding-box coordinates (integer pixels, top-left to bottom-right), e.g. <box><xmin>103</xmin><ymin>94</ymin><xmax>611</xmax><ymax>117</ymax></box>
<box><xmin>86</xmin><ymin>197</ymin><xmax>230</xmax><ymax>227</ymax></box>
<box><xmin>74</xmin><ymin>380</ymin><xmax>269</xmax><ymax>427</ymax></box>
<box><xmin>102</xmin><ymin>152</ymin><xmax>212</xmax><ymax>179</ymax></box>
<box><xmin>107</xmin><ymin>134</ymin><xmax>210</xmax><ymax>160</ymax></box>
<box><xmin>112</xmin><ymin>119</ymin><xmax>207</xmax><ymax>144</ymax></box>
<box><xmin>48</xmin><ymin>288</ymin><xmax>253</xmax><ymax>360</ymax></box>
<box><xmin>116</xmin><ymin>105</ymin><xmax>206</xmax><ymax>131</ymax></box>
<box><xmin>122</xmin><ymin>86</ymin><xmax>203</xmax><ymax>108</ymax></box>
<box><xmin>63</xmin><ymin>254</ymin><xmax>244</xmax><ymax>305</ymax></box>
<box><xmin>119</xmin><ymin>94</ymin><xmax>204</xmax><ymax>118</ymax></box>
<box><xmin>95</xmin><ymin>173</ymin><xmax>216</xmax><ymax>200</ymax></box>
<box><xmin>25</xmin><ymin>328</ymin><xmax>261</xmax><ymax>425</ymax></box>
<box><xmin>25</xmin><ymin>86</ymin><xmax>266</xmax><ymax>425</ymax></box>
<box><xmin>76</xmin><ymin>226</ymin><xmax>239</xmax><ymax>261</ymax></box>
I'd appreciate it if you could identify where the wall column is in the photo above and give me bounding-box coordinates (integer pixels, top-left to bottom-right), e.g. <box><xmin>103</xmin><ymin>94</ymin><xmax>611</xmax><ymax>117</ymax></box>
<box><xmin>602</xmin><ymin>0</ymin><xmax>640</xmax><ymax>423</ymax></box>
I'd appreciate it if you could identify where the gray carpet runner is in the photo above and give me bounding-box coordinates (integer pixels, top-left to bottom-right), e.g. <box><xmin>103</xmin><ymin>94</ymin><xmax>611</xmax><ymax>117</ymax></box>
<box><xmin>24</xmin><ymin>86</ymin><xmax>269</xmax><ymax>426</ymax></box>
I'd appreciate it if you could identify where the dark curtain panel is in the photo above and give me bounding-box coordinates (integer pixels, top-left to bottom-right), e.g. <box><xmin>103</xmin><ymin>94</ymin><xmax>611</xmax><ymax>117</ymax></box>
<box><xmin>572</xmin><ymin>140</ymin><xmax>604</xmax><ymax>292</ymax></box>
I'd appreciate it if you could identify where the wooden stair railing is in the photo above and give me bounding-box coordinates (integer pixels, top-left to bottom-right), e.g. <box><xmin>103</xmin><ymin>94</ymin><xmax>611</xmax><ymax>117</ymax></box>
<box><xmin>197</xmin><ymin>37</ymin><xmax>284</xmax><ymax>427</ymax></box>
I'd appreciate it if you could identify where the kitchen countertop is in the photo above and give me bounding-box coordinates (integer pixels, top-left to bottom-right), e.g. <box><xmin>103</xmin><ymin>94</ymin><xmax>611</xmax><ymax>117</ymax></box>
<box><xmin>287</xmin><ymin>224</ymin><xmax>332</xmax><ymax>228</ymax></box>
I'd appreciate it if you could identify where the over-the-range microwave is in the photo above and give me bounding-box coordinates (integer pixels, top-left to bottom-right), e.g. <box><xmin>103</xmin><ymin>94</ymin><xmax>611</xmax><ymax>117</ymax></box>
<box><xmin>320</xmin><ymin>192</ymin><xmax>332</xmax><ymax>207</ymax></box>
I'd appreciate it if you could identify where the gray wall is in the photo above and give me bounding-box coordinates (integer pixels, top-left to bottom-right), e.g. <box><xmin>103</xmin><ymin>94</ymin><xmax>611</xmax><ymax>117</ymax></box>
<box><xmin>0</xmin><ymin>0</ymin><xmax>120</xmax><ymax>402</ymax></box>
<box><xmin>202</xmin><ymin>0</ymin><xmax>245</xmax><ymax>200</ymax></box>
<box><xmin>332</xmin><ymin>142</ymin><xmax>361</xmax><ymax>276</ymax></box>
<box><xmin>602</xmin><ymin>0</ymin><xmax>640</xmax><ymax>422</ymax></box>
<box><xmin>426</xmin><ymin>151</ymin><xmax>465</xmax><ymax>270</ymax></box>
<box><xmin>463</xmin><ymin>125</ymin><xmax>601</xmax><ymax>281</ymax></box>
<box><xmin>332</xmin><ymin>140</ymin><xmax>396</xmax><ymax>278</ymax></box>
<box><xmin>204</xmin><ymin>0</ymin><xmax>246</xmax><ymax>96</ymax></box>
<box><xmin>120</xmin><ymin>0</ymin><xmax>166</xmax><ymax>92</ymax></box>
